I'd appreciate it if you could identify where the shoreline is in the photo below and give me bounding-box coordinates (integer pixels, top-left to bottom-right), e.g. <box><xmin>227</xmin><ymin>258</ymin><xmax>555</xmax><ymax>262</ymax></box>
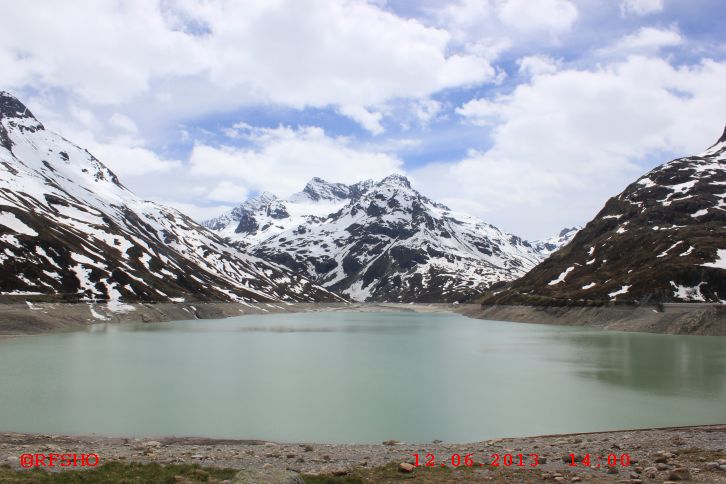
<box><xmin>456</xmin><ymin>302</ymin><xmax>726</xmax><ymax>336</ymax></box>
<box><xmin>2</xmin><ymin>425</ymin><xmax>725</xmax><ymax>481</ymax></box>
<box><xmin>2</xmin><ymin>300</ymin><xmax>725</xmax><ymax>337</ymax></box>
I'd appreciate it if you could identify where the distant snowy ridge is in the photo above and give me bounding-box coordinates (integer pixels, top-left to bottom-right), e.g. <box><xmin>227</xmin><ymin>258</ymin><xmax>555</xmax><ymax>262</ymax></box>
<box><xmin>204</xmin><ymin>174</ymin><xmax>578</xmax><ymax>302</ymax></box>
<box><xmin>0</xmin><ymin>91</ymin><xmax>342</xmax><ymax>304</ymax></box>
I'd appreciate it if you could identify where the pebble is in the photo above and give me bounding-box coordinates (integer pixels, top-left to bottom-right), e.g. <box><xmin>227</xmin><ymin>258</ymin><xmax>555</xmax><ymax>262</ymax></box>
<box><xmin>398</xmin><ymin>462</ymin><xmax>414</xmax><ymax>473</ymax></box>
<box><xmin>667</xmin><ymin>467</ymin><xmax>690</xmax><ymax>481</ymax></box>
<box><xmin>656</xmin><ymin>462</ymin><xmax>670</xmax><ymax>471</ymax></box>
<box><xmin>570</xmin><ymin>477</ymin><xmax>582</xmax><ymax>482</ymax></box>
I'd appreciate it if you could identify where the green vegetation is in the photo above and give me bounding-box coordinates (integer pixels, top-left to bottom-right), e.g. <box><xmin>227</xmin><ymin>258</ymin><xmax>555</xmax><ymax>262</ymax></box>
<box><xmin>0</xmin><ymin>461</ymin><xmax>562</xmax><ymax>483</ymax></box>
<box><xmin>302</xmin><ymin>462</ymin><xmax>548</xmax><ymax>483</ymax></box>
<box><xmin>0</xmin><ymin>462</ymin><xmax>237</xmax><ymax>483</ymax></box>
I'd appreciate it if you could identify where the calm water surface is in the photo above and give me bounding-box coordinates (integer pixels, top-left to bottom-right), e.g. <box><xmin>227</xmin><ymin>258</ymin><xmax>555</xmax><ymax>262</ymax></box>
<box><xmin>1</xmin><ymin>311</ymin><xmax>725</xmax><ymax>443</ymax></box>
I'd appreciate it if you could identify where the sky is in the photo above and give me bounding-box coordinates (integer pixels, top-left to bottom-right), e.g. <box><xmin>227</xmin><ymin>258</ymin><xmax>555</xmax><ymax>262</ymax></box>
<box><xmin>1</xmin><ymin>0</ymin><xmax>725</xmax><ymax>240</ymax></box>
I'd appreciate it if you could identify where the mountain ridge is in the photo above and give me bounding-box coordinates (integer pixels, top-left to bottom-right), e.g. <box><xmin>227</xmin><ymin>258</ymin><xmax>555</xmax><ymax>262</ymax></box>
<box><xmin>481</xmin><ymin>126</ymin><xmax>726</xmax><ymax>306</ymax></box>
<box><xmin>0</xmin><ymin>91</ymin><xmax>342</xmax><ymax>305</ymax></box>
<box><xmin>204</xmin><ymin>175</ymin><xmax>578</xmax><ymax>302</ymax></box>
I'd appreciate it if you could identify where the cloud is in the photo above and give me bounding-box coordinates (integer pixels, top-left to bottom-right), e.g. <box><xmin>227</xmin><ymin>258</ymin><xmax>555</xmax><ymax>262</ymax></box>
<box><xmin>339</xmin><ymin>105</ymin><xmax>385</xmax><ymax>135</ymax></box>
<box><xmin>413</xmin><ymin>99</ymin><xmax>443</xmax><ymax>125</ymax></box>
<box><xmin>19</xmin><ymin>93</ymin><xmax>183</xmax><ymax>179</ymax></box>
<box><xmin>517</xmin><ymin>55</ymin><xmax>560</xmax><ymax>76</ymax></box>
<box><xmin>613</xmin><ymin>27</ymin><xmax>682</xmax><ymax>52</ymax></box>
<box><xmin>620</xmin><ymin>0</ymin><xmax>664</xmax><ymax>16</ymax></box>
<box><xmin>429</xmin><ymin>0</ymin><xmax>577</xmax><ymax>59</ymax></box>
<box><xmin>161</xmin><ymin>201</ymin><xmax>235</xmax><ymax>223</ymax></box>
<box><xmin>189</xmin><ymin>124</ymin><xmax>404</xmax><ymax>197</ymax></box>
<box><xmin>108</xmin><ymin>113</ymin><xmax>139</xmax><ymax>134</ymax></box>
<box><xmin>207</xmin><ymin>181</ymin><xmax>250</xmax><ymax>202</ymax></box>
<box><xmin>497</xmin><ymin>0</ymin><xmax>578</xmax><ymax>33</ymax></box>
<box><xmin>0</xmin><ymin>0</ymin><xmax>497</xmax><ymax>113</ymax></box>
<box><xmin>423</xmin><ymin>55</ymin><xmax>726</xmax><ymax>238</ymax></box>
<box><xmin>87</xmin><ymin>143</ymin><xmax>182</xmax><ymax>178</ymax></box>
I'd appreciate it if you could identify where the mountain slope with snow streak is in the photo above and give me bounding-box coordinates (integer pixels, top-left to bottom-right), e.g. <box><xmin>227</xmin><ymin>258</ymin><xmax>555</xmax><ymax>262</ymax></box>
<box><xmin>482</xmin><ymin>126</ymin><xmax>726</xmax><ymax>305</ymax></box>
<box><xmin>0</xmin><ymin>91</ymin><xmax>341</xmax><ymax>304</ymax></box>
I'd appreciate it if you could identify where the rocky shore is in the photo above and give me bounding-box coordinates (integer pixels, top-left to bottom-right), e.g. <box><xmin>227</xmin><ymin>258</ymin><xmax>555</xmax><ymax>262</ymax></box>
<box><xmin>455</xmin><ymin>303</ymin><xmax>726</xmax><ymax>336</ymax></box>
<box><xmin>0</xmin><ymin>301</ymin><xmax>357</xmax><ymax>337</ymax></box>
<box><xmin>1</xmin><ymin>300</ymin><xmax>724</xmax><ymax>337</ymax></box>
<box><xmin>1</xmin><ymin>425</ymin><xmax>725</xmax><ymax>482</ymax></box>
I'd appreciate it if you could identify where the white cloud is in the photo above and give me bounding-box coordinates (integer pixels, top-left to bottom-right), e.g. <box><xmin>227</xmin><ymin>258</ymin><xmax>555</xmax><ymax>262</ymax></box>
<box><xmin>0</xmin><ymin>0</ymin><xmax>497</xmax><ymax>112</ymax></box>
<box><xmin>497</xmin><ymin>0</ymin><xmax>578</xmax><ymax>33</ymax></box>
<box><xmin>517</xmin><ymin>55</ymin><xmax>560</xmax><ymax>76</ymax></box>
<box><xmin>456</xmin><ymin>99</ymin><xmax>501</xmax><ymax>125</ymax></box>
<box><xmin>426</xmin><ymin>55</ymin><xmax>726</xmax><ymax>238</ymax></box>
<box><xmin>339</xmin><ymin>105</ymin><xmax>385</xmax><ymax>135</ymax></box>
<box><xmin>88</xmin><ymin>143</ymin><xmax>182</xmax><ymax>178</ymax></box>
<box><xmin>614</xmin><ymin>27</ymin><xmax>682</xmax><ymax>51</ymax></box>
<box><xmin>161</xmin><ymin>201</ymin><xmax>235</xmax><ymax>223</ymax></box>
<box><xmin>108</xmin><ymin>113</ymin><xmax>139</xmax><ymax>134</ymax></box>
<box><xmin>429</xmin><ymin>0</ymin><xmax>576</xmax><ymax>60</ymax></box>
<box><xmin>22</xmin><ymin>95</ymin><xmax>182</xmax><ymax>179</ymax></box>
<box><xmin>207</xmin><ymin>181</ymin><xmax>250</xmax><ymax>202</ymax></box>
<box><xmin>189</xmin><ymin>124</ymin><xmax>404</xmax><ymax>197</ymax></box>
<box><xmin>413</xmin><ymin>99</ymin><xmax>443</xmax><ymax>125</ymax></box>
<box><xmin>620</xmin><ymin>0</ymin><xmax>664</xmax><ymax>16</ymax></box>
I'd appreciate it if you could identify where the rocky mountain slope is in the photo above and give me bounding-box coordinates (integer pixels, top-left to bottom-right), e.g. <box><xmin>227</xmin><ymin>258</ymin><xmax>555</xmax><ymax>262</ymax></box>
<box><xmin>0</xmin><ymin>91</ymin><xmax>341</xmax><ymax>305</ymax></box>
<box><xmin>204</xmin><ymin>176</ymin><xmax>577</xmax><ymax>302</ymax></box>
<box><xmin>482</xmin><ymin>126</ymin><xmax>726</xmax><ymax>306</ymax></box>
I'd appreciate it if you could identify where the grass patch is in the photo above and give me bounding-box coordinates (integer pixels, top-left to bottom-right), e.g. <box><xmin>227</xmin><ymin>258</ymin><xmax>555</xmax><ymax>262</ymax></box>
<box><xmin>0</xmin><ymin>461</ymin><xmax>567</xmax><ymax>483</ymax></box>
<box><xmin>302</xmin><ymin>462</ymin><xmax>548</xmax><ymax>483</ymax></box>
<box><xmin>0</xmin><ymin>462</ymin><xmax>237</xmax><ymax>483</ymax></box>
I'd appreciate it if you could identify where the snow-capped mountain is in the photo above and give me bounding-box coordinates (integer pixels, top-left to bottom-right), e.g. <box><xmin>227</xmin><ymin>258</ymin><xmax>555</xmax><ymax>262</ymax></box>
<box><xmin>482</xmin><ymin>126</ymin><xmax>726</xmax><ymax>305</ymax></box>
<box><xmin>204</xmin><ymin>175</ymin><xmax>575</xmax><ymax>302</ymax></box>
<box><xmin>533</xmin><ymin>227</ymin><xmax>580</xmax><ymax>254</ymax></box>
<box><xmin>0</xmin><ymin>91</ymin><xmax>341</xmax><ymax>304</ymax></box>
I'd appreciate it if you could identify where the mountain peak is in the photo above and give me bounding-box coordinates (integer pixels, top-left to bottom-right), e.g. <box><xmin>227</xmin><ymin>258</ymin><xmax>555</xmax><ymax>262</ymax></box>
<box><xmin>296</xmin><ymin>177</ymin><xmax>350</xmax><ymax>202</ymax></box>
<box><xmin>379</xmin><ymin>173</ymin><xmax>411</xmax><ymax>188</ymax></box>
<box><xmin>716</xmin><ymin>124</ymin><xmax>726</xmax><ymax>145</ymax></box>
<box><xmin>0</xmin><ymin>91</ymin><xmax>39</xmax><ymax>122</ymax></box>
<box><xmin>0</xmin><ymin>92</ymin><xmax>44</xmax><ymax>139</ymax></box>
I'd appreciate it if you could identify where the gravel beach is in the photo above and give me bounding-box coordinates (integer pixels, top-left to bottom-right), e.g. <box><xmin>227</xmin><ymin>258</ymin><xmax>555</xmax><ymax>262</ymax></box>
<box><xmin>2</xmin><ymin>425</ymin><xmax>725</xmax><ymax>482</ymax></box>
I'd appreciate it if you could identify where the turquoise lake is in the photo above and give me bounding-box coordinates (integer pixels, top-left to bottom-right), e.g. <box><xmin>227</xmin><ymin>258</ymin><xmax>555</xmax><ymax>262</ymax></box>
<box><xmin>0</xmin><ymin>310</ymin><xmax>724</xmax><ymax>443</ymax></box>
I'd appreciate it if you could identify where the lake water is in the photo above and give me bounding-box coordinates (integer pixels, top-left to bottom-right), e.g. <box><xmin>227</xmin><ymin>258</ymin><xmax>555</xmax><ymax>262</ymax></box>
<box><xmin>1</xmin><ymin>310</ymin><xmax>725</xmax><ymax>443</ymax></box>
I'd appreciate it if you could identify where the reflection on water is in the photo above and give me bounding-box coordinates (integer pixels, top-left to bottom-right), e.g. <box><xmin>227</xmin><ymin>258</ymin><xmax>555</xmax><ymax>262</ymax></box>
<box><xmin>552</xmin><ymin>331</ymin><xmax>726</xmax><ymax>398</ymax></box>
<box><xmin>1</xmin><ymin>311</ymin><xmax>725</xmax><ymax>443</ymax></box>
